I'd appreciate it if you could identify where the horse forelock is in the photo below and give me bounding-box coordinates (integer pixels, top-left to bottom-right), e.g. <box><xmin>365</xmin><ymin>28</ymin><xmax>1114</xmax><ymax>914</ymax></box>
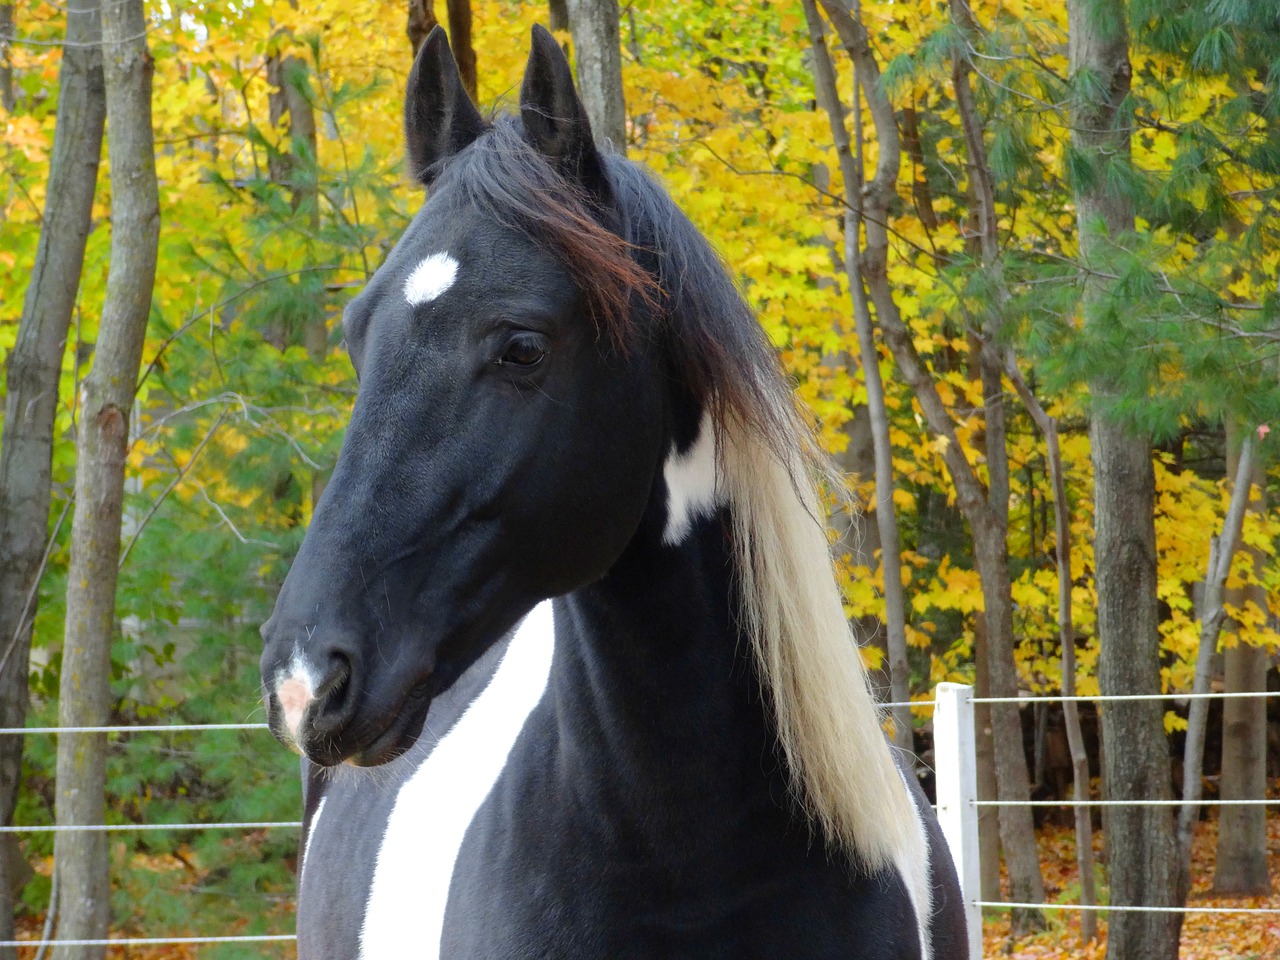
<box><xmin>436</xmin><ymin>116</ymin><xmax>791</xmax><ymax>454</ymax></box>
<box><xmin>440</xmin><ymin>118</ymin><xmax>655</xmax><ymax>348</ymax></box>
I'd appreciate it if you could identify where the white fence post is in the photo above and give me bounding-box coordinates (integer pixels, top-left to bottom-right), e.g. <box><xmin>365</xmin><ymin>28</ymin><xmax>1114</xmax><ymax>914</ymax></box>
<box><xmin>934</xmin><ymin>682</ymin><xmax>982</xmax><ymax>960</ymax></box>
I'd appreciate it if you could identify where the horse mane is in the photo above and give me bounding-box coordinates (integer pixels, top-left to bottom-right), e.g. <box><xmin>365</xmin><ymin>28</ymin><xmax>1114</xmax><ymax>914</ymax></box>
<box><xmin>445</xmin><ymin>118</ymin><xmax>922</xmax><ymax>872</ymax></box>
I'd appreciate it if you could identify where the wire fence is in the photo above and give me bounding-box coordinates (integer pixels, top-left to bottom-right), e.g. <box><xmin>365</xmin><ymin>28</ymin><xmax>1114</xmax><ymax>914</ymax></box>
<box><xmin>4</xmin><ymin>721</ymin><xmax>298</xmax><ymax>952</ymax></box>
<box><xmin>3</xmin><ymin>688</ymin><xmax>1276</xmax><ymax>953</ymax></box>
<box><xmin>930</xmin><ymin>683</ymin><xmax>1280</xmax><ymax>960</ymax></box>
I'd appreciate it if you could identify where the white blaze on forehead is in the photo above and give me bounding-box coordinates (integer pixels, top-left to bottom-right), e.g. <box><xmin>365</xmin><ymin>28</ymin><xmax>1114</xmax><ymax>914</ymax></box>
<box><xmin>276</xmin><ymin>650</ymin><xmax>320</xmax><ymax>743</ymax></box>
<box><xmin>359</xmin><ymin>601</ymin><xmax>556</xmax><ymax>960</ymax></box>
<box><xmin>404</xmin><ymin>252</ymin><xmax>460</xmax><ymax>306</ymax></box>
<box><xmin>662</xmin><ymin>411</ymin><xmax>723</xmax><ymax>545</ymax></box>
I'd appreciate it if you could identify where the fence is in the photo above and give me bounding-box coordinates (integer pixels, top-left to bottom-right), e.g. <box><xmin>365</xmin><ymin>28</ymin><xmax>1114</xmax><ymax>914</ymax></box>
<box><xmin>3</xmin><ymin>688</ymin><xmax>1278</xmax><ymax>954</ymax></box>
<box><xmin>927</xmin><ymin>683</ymin><xmax>1280</xmax><ymax>960</ymax></box>
<box><xmin>0</xmin><ymin>721</ymin><xmax>297</xmax><ymax>953</ymax></box>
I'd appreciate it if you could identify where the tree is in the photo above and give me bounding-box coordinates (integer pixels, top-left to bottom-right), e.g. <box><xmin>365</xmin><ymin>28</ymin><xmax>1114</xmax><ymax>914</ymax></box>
<box><xmin>0</xmin><ymin>0</ymin><xmax>105</xmax><ymax>952</ymax></box>
<box><xmin>1213</xmin><ymin>434</ymin><xmax>1271</xmax><ymax>895</ymax></box>
<box><xmin>549</xmin><ymin>0</ymin><xmax>569</xmax><ymax>33</ymax></box>
<box><xmin>947</xmin><ymin>0</ymin><xmax>1099</xmax><ymax>932</ymax></box>
<box><xmin>52</xmin><ymin>0</ymin><xmax>159</xmax><ymax>954</ymax></box>
<box><xmin>1066</xmin><ymin>1</ymin><xmax>1182</xmax><ymax>957</ymax></box>
<box><xmin>407</xmin><ymin>0</ymin><xmax>475</xmax><ymax>98</ymax></box>
<box><xmin>0</xmin><ymin>2</ymin><xmax>13</xmax><ymax>112</ymax></box>
<box><xmin>565</xmin><ymin>0</ymin><xmax>625</xmax><ymax>151</ymax></box>
<box><xmin>407</xmin><ymin>0</ymin><xmax>439</xmax><ymax>54</ymax></box>
<box><xmin>1177</xmin><ymin>434</ymin><xmax>1255</xmax><ymax>887</ymax></box>
<box><xmin>801</xmin><ymin>0</ymin><xmax>911</xmax><ymax>754</ymax></box>
<box><xmin>809</xmin><ymin>0</ymin><xmax>1046</xmax><ymax>926</ymax></box>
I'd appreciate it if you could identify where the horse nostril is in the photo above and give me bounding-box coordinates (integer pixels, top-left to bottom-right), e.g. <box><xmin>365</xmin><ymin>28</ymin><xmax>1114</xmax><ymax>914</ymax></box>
<box><xmin>309</xmin><ymin>652</ymin><xmax>358</xmax><ymax>737</ymax></box>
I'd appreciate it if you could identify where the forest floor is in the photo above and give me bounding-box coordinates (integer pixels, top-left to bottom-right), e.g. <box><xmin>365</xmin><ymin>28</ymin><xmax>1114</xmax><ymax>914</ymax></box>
<box><xmin>984</xmin><ymin>811</ymin><xmax>1280</xmax><ymax>959</ymax></box>
<box><xmin>6</xmin><ymin>813</ymin><xmax>1277</xmax><ymax>957</ymax></box>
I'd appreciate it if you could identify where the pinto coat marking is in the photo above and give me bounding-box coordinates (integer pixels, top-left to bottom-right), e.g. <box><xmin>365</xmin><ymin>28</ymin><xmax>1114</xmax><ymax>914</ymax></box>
<box><xmin>262</xmin><ymin>24</ymin><xmax>967</xmax><ymax>960</ymax></box>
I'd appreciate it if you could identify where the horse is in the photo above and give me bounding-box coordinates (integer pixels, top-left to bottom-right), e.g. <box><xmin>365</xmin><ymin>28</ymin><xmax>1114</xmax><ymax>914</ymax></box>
<box><xmin>259</xmin><ymin>24</ymin><xmax>965</xmax><ymax>960</ymax></box>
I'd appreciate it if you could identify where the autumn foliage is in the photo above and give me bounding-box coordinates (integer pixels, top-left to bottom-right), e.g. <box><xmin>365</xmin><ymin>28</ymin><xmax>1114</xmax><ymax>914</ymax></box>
<box><xmin>0</xmin><ymin>0</ymin><xmax>1277</xmax><ymax>954</ymax></box>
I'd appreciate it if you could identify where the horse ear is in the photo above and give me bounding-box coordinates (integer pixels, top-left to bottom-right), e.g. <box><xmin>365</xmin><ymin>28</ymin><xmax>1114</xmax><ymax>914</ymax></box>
<box><xmin>404</xmin><ymin>26</ymin><xmax>486</xmax><ymax>186</ymax></box>
<box><xmin>520</xmin><ymin>24</ymin><xmax>609</xmax><ymax>194</ymax></box>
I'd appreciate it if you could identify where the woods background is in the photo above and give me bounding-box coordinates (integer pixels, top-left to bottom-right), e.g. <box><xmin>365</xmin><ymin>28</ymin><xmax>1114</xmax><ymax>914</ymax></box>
<box><xmin>0</xmin><ymin>0</ymin><xmax>1277</xmax><ymax>958</ymax></box>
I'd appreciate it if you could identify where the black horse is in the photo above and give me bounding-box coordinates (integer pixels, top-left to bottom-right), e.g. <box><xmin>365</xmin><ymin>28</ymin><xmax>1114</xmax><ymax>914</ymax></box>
<box><xmin>259</xmin><ymin>25</ymin><xmax>965</xmax><ymax>960</ymax></box>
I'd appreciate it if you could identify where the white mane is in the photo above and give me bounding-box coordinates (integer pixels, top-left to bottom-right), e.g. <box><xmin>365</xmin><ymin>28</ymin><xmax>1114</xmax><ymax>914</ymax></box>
<box><xmin>720</xmin><ymin>412</ymin><xmax>927</xmax><ymax>879</ymax></box>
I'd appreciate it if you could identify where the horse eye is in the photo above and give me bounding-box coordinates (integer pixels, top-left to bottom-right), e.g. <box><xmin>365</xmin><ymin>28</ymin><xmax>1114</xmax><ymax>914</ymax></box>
<box><xmin>496</xmin><ymin>332</ymin><xmax>549</xmax><ymax>368</ymax></box>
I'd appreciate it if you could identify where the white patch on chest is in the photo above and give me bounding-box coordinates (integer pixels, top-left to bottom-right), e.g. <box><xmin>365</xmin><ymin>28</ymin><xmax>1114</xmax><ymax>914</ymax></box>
<box><xmin>404</xmin><ymin>252</ymin><xmax>460</xmax><ymax>306</ymax></box>
<box><xmin>662</xmin><ymin>411</ymin><xmax>722</xmax><ymax>545</ymax></box>
<box><xmin>893</xmin><ymin>766</ymin><xmax>934</xmax><ymax>960</ymax></box>
<box><xmin>358</xmin><ymin>601</ymin><xmax>556</xmax><ymax>959</ymax></box>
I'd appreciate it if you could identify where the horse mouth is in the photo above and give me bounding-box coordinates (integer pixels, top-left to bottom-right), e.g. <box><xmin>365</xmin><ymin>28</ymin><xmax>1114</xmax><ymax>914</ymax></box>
<box><xmin>336</xmin><ymin>683</ymin><xmax>435</xmax><ymax>768</ymax></box>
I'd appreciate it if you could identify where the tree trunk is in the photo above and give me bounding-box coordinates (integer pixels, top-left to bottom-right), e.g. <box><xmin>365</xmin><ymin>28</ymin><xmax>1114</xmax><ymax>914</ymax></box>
<box><xmin>52</xmin><ymin>0</ymin><xmax>159</xmax><ymax>956</ymax></box>
<box><xmin>267</xmin><ymin>27</ymin><xmax>328</xmax><ymax>506</ymax></box>
<box><xmin>0</xmin><ymin>1</ymin><xmax>105</xmax><ymax>953</ymax></box>
<box><xmin>972</xmin><ymin>621</ymin><xmax>1002</xmax><ymax>901</ymax></box>
<box><xmin>407</xmin><ymin>0</ymin><xmax>439</xmax><ymax>56</ymax></box>
<box><xmin>565</xmin><ymin>0</ymin><xmax>626</xmax><ymax>152</ymax></box>
<box><xmin>1178</xmin><ymin>436</ymin><xmax>1255</xmax><ymax>886</ymax></box>
<box><xmin>549</xmin><ymin>0</ymin><xmax>569</xmax><ymax>32</ymax></box>
<box><xmin>800</xmin><ymin>0</ymin><xmax>911</xmax><ymax>752</ymax></box>
<box><xmin>445</xmin><ymin>0</ymin><xmax>477</xmax><ymax>100</ymax></box>
<box><xmin>0</xmin><ymin>2</ymin><xmax>13</xmax><ymax>112</ymax></box>
<box><xmin>969</xmin><ymin>516</ymin><xmax>1046</xmax><ymax>929</ymax></box>
<box><xmin>1005</xmin><ymin>362</ymin><xmax>1099</xmax><ymax>940</ymax></box>
<box><xmin>1068</xmin><ymin>4</ymin><xmax>1184</xmax><ymax>956</ymax></box>
<box><xmin>949</xmin><ymin>0</ymin><xmax>1094</xmax><ymax>929</ymax></box>
<box><xmin>1213</xmin><ymin>440</ymin><xmax>1271</xmax><ymax>896</ymax></box>
<box><xmin>812</xmin><ymin>0</ymin><xmax>1045</xmax><ymax>925</ymax></box>
<box><xmin>831</xmin><ymin>406</ymin><xmax>892</xmax><ymax>698</ymax></box>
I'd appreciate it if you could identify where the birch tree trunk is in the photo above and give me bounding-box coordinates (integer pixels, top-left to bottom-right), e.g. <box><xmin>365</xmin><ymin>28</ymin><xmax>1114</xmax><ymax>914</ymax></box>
<box><xmin>812</xmin><ymin>0</ymin><xmax>1045</xmax><ymax>925</ymax></box>
<box><xmin>800</xmin><ymin>0</ymin><xmax>911</xmax><ymax>753</ymax></box>
<box><xmin>0</xmin><ymin>1</ymin><xmax>105</xmax><ymax>953</ymax></box>
<box><xmin>52</xmin><ymin>0</ymin><xmax>159</xmax><ymax>955</ymax></box>
<box><xmin>950</xmin><ymin>0</ymin><xmax>1097</xmax><ymax>931</ymax></box>
<box><xmin>1178</xmin><ymin>436</ymin><xmax>1255</xmax><ymax>887</ymax></box>
<box><xmin>565</xmin><ymin>0</ymin><xmax>626</xmax><ymax>151</ymax></box>
<box><xmin>1067</xmin><ymin>3</ymin><xmax>1182</xmax><ymax>956</ymax></box>
<box><xmin>1213</xmin><ymin>438</ymin><xmax>1271</xmax><ymax>896</ymax></box>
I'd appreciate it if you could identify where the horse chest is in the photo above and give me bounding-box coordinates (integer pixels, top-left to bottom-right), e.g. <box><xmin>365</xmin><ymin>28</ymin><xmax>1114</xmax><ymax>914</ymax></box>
<box><xmin>296</xmin><ymin>605</ymin><xmax>555</xmax><ymax>960</ymax></box>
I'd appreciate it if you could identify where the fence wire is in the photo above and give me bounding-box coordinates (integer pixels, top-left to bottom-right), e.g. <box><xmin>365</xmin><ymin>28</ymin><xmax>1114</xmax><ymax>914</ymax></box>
<box><xmin>3</xmin><ymin>688</ymin><xmax>1273</xmax><ymax>949</ymax></box>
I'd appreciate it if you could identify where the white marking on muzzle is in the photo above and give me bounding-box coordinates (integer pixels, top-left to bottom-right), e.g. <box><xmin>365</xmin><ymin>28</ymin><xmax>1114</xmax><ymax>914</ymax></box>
<box><xmin>662</xmin><ymin>411</ymin><xmax>722</xmax><ymax>545</ymax></box>
<box><xmin>276</xmin><ymin>651</ymin><xmax>320</xmax><ymax>743</ymax></box>
<box><xmin>404</xmin><ymin>252</ymin><xmax>459</xmax><ymax>306</ymax></box>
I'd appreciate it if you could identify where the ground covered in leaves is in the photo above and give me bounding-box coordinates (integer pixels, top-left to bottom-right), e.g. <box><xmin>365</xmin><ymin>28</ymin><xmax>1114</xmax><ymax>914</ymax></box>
<box><xmin>984</xmin><ymin>813</ymin><xmax>1279</xmax><ymax>959</ymax></box>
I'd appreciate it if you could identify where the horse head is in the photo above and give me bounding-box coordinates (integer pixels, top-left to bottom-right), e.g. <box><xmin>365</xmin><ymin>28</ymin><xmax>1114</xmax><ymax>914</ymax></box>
<box><xmin>259</xmin><ymin>26</ymin><xmax>673</xmax><ymax>766</ymax></box>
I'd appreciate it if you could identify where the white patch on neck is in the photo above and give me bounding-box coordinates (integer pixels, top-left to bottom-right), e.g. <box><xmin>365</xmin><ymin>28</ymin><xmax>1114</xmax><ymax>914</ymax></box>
<box><xmin>358</xmin><ymin>601</ymin><xmax>556</xmax><ymax>960</ymax></box>
<box><xmin>404</xmin><ymin>252</ymin><xmax>459</xmax><ymax>306</ymax></box>
<box><xmin>662</xmin><ymin>411</ymin><xmax>722</xmax><ymax>545</ymax></box>
<box><xmin>893</xmin><ymin>766</ymin><xmax>934</xmax><ymax>960</ymax></box>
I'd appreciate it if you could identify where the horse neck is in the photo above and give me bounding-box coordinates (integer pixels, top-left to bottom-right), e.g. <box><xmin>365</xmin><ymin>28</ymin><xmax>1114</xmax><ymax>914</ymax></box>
<box><xmin>550</xmin><ymin>507</ymin><xmax>789</xmax><ymax>835</ymax></box>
